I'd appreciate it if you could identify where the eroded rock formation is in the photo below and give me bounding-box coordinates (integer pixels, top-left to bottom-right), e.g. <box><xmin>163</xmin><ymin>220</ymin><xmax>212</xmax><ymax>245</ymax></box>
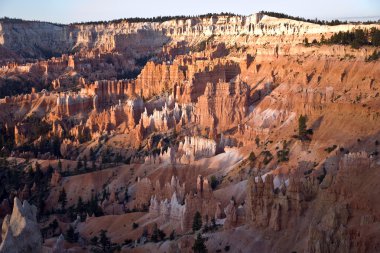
<box><xmin>0</xmin><ymin>198</ymin><xmax>42</xmax><ymax>253</ymax></box>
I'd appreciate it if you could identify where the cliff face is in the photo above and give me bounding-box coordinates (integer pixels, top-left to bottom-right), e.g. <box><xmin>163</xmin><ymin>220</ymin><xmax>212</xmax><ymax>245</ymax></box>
<box><xmin>1</xmin><ymin>14</ymin><xmax>379</xmax><ymax>60</ymax></box>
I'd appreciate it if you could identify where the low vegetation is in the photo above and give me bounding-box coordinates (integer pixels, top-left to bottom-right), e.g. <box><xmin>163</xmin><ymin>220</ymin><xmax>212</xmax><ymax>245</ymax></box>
<box><xmin>366</xmin><ymin>50</ymin><xmax>380</xmax><ymax>62</ymax></box>
<box><xmin>71</xmin><ymin>13</ymin><xmax>238</xmax><ymax>26</ymax></box>
<box><xmin>304</xmin><ymin>28</ymin><xmax>380</xmax><ymax>49</ymax></box>
<box><xmin>259</xmin><ymin>11</ymin><xmax>380</xmax><ymax>25</ymax></box>
<box><xmin>325</xmin><ymin>145</ymin><xmax>338</xmax><ymax>153</ymax></box>
<box><xmin>277</xmin><ymin>140</ymin><xmax>290</xmax><ymax>162</ymax></box>
<box><xmin>192</xmin><ymin>233</ymin><xmax>208</xmax><ymax>253</ymax></box>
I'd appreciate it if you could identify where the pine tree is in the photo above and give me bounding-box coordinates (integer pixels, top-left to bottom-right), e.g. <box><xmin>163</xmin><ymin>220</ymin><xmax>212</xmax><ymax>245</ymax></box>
<box><xmin>57</xmin><ymin>159</ymin><xmax>62</xmax><ymax>172</ymax></box>
<box><xmin>298</xmin><ymin>115</ymin><xmax>307</xmax><ymax>140</ymax></box>
<box><xmin>76</xmin><ymin>159</ymin><xmax>83</xmax><ymax>173</ymax></box>
<box><xmin>76</xmin><ymin>196</ymin><xmax>84</xmax><ymax>214</ymax></box>
<box><xmin>192</xmin><ymin>233</ymin><xmax>207</xmax><ymax>253</ymax></box>
<box><xmin>192</xmin><ymin>211</ymin><xmax>202</xmax><ymax>232</ymax></box>
<box><xmin>34</xmin><ymin>162</ymin><xmax>43</xmax><ymax>184</ymax></box>
<box><xmin>371</xmin><ymin>28</ymin><xmax>380</xmax><ymax>46</ymax></box>
<box><xmin>58</xmin><ymin>188</ymin><xmax>67</xmax><ymax>211</ymax></box>
<box><xmin>169</xmin><ymin>230</ymin><xmax>175</xmax><ymax>240</ymax></box>
<box><xmin>255</xmin><ymin>136</ymin><xmax>260</xmax><ymax>147</ymax></box>
<box><xmin>304</xmin><ymin>37</ymin><xmax>309</xmax><ymax>46</ymax></box>
<box><xmin>99</xmin><ymin>230</ymin><xmax>111</xmax><ymax>251</ymax></box>
<box><xmin>248</xmin><ymin>151</ymin><xmax>256</xmax><ymax>162</ymax></box>
<box><xmin>65</xmin><ymin>225</ymin><xmax>78</xmax><ymax>243</ymax></box>
<box><xmin>83</xmin><ymin>156</ymin><xmax>87</xmax><ymax>170</ymax></box>
<box><xmin>151</xmin><ymin>223</ymin><xmax>159</xmax><ymax>242</ymax></box>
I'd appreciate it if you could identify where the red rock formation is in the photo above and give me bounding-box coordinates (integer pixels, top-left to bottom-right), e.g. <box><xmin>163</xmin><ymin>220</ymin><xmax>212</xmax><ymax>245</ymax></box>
<box><xmin>194</xmin><ymin>77</ymin><xmax>249</xmax><ymax>133</ymax></box>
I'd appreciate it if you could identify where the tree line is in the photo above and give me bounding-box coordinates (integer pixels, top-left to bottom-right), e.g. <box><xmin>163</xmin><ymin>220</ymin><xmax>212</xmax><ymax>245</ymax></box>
<box><xmin>71</xmin><ymin>12</ymin><xmax>238</xmax><ymax>26</ymax></box>
<box><xmin>259</xmin><ymin>11</ymin><xmax>380</xmax><ymax>26</ymax></box>
<box><xmin>304</xmin><ymin>27</ymin><xmax>380</xmax><ymax>49</ymax></box>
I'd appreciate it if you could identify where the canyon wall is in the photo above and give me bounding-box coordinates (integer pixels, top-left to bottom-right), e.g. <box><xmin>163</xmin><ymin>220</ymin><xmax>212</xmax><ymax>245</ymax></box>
<box><xmin>2</xmin><ymin>14</ymin><xmax>379</xmax><ymax>60</ymax></box>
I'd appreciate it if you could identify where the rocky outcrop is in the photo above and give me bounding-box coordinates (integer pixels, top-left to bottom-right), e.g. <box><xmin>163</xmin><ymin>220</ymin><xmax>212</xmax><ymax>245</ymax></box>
<box><xmin>52</xmin><ymin>234</ymin><xmax>66</xmax><ymax>253</ymax></box>
<box><xmin>134</xmin><ymin>178</ymin><xmax>154</xmax><ymax>210</ymax></box>
<box><xmin>307</xmin><ymin>204</ymin><xmax>350</xmax><ymax>253</ymax></box>
<box><xmin>56</xmin><ymin>92</ymin><xmax>92</xmax><ymax>116</ymax></box>
<box><xmin>0</xmin><ymin>198</ymin><xmax>42</xmax><ymax>253</ymax></box>
<box><xmin>178</xmin><ymin>136</ymin><xmax>217</xmax><ymax>163</ymax></box>
<box><xmin>224</xmin><ymin>198</ymin><xmax>238</xmax><ymax>229</ymax></box>
<box><xmin>245</xmin><ymin>173</ymin><xmax>315</xmax><ymax>230</ymax></box>
<box><xmin>194</xmin><ymin>76</ymin><xmax>249</xmax><ymax>133</ymax></box>
<box><xmin>147</xmin><ymin>175</ymin><xmax>219</xmax><ymax>232</ymax></box>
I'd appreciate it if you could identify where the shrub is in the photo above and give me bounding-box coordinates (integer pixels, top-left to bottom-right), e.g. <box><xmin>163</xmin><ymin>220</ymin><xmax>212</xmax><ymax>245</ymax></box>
<box><xmin>255</xmin><ymin>136</ymin><xmax>260</xmax><ymax>147</ymax></box>
<box><xmin>324</xmin><ymin>145</ymin><xmax>337</xmax><ymax>153</ymax></box>
<box><xmin>210</xmin><ymin>176</ymin><xmax>219</xmax><ymax>190</ymax></box>
<box><xmin>261</xmin><ymin>151</ymin><xmax>273</xmax><ymax>165</ymax></box>
<box><xmin>366</xmin><ymin>50</ymin><xmax>380</xmax><ymax>62</ymax></box>
<box><xmin>298</xmin><ymin>115</ymin><xmax>307</xmax><ymax>138</ymax></box>
<box><xmin>248</xmin><ymin>151</ymin><xmax>256</xmax><ymax>162</ymax></box>
<box><xmin>277</xmin><ymin>149</ymin><xmax>289</xmax><ymax>162</ymax></box>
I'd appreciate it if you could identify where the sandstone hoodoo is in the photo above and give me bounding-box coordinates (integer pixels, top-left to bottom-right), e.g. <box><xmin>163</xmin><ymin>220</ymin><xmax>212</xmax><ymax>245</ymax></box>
<box><xmin>0</xmin><ymin>198</ymin><xmax>42</xmax><ymax>253</ymax></box>
<box><xmin>0</xmin><ymin>6</ymin><xmax>380</xmax><ymax>253</ymax></box>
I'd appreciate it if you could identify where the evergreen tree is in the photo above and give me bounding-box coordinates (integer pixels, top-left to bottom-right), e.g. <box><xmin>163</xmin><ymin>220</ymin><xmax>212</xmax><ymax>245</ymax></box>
<box><xmin>47</xmin><ymin>164</ymin><xmax>54</xmax><ymax>175</ymax></box>
<box><xmin>255</xmin><ymin>136</ymin><xmax>260</xmax><ymax>147</ymax></box>
<box><xmin>192</xmin><ymin>233</ymin><xmax>207</xmax><ymax>253</ymax></box>
<box><xmin>90</xmin><ymin>236</ymin><xmax>98</xmax><ymax>245</ymax></box>
<box><xmin>76</xmin><ymin>196</ymin><xmax>84</xmax><ymax>214</ymax></box>
<box><xmin>83</xmin><ymin>156</ymin><xmax>87</xmax><ymax>170</ymax></box>
<box><xmin>169</xmin><ymin>230</ymin><xmax>175</xmax><ymax>240</ymax></box>
<box><xmin>58</xmin><ymin>159</ymin><xmax>62</xmax><ymax>172</ymax></box>
<box><xmin>76</xmin><ymin>159</ymin><xmax>83</xmax><ymax>172</ymax></box>
<box><xmin>99</xmin><ymin>230</ymin><xmax>111</xmax><ymax>251</ymax></box>
<box><xmin>371</xmin><ymin>27</ymin><xmax>380</xmax><ymax>46</ymax></box>
<box><xmin>298</xmin><ymin>115</ymin><xmax>307</xmax><ymax>140</ymax></box>
<box><xmin>124</xmin><ymin>188</ymin><xmax>129</xmax><ymax>202</ymax></box>
<box><xmin>210</xmin><ymin>176</ymin><xmax>219</xmax><ymax>190</ymax></box>
<box><xmin>321</xmin><ymin>34</ymin><xmax>326</xmax><ymax>43</ymax></box>
<box><xmin>192</xmin><ymin>211</ymin><xmax>202</xmax><ymax>232</ymax></box>
<box><xmin>90</xmin><ymin>147</ymin><xmax>95</xmax><ymax>160</ymax></box>
<box><xmin>65</xmin><ymin>225</ymin><xmax>78</xmax><ymax>243</ymax></box>
<box><xmin>158</xmin><ymin>229</ymin><xmax>166</xmax><ymax>241</ymax></box>
<box><xmin>151</xmin><ymin>223</ymin><xmax>159</xmax><ymax>242</ymax></box>
<box><xmin>58</xmin><ymin>188</ymin><xmax>67</xmax><ymax>211</ymax></box>
<box><xmin>248</xmin><ymin>151</ymin><xmax>256</xmax><ymax>162</ymax></box>
<box><xmin>34</xmin><ymin>162</ymin><xmax>43</xmax><ymax>184</ymax></box>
